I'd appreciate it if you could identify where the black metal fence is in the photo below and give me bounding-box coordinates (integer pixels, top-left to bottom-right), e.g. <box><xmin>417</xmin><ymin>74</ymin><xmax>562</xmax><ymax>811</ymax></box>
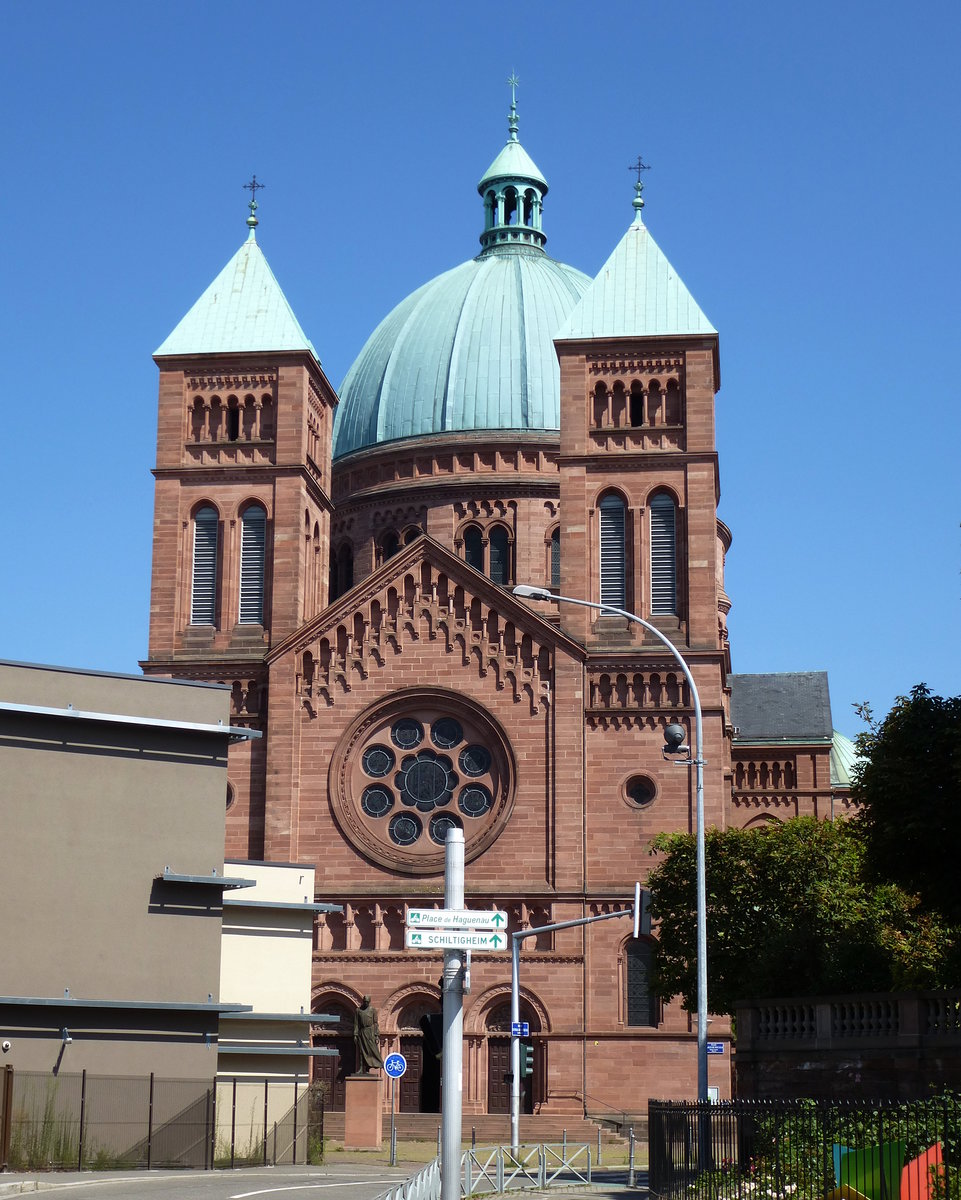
<box><xmin>649</xmin><ymin>1097</ymin><xmax>961</xmax><ymax>1200</ymax></box>
<box><xmin>0</xmin><ymin>1067</ymin><xmax>325</xmax><ymax>1172</ymax></box>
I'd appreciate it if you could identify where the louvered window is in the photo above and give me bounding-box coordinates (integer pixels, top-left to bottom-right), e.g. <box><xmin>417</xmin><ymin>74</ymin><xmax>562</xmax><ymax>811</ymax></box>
<box><xmin>191</xmin><ymin>507</ymin><xmax>219</xmax><ymax>625</ymax></box>
<box><xmin>599</xmin><ymin>494</ymin><xmax>626</xmax><ymax>607</ymax></box>
<box><xmin>239</xmin><ymin>505</ymin><xmax>267</xmax><ymax>625</ymax></box>
<box><xmin>550</xmin><ymin>528</ymin><xmax>560</xmax><ymax>590</ymax></box>
<box><xmin>626</xmin><ymin>940</ymin><xmax>658</xmax><ymax>1027</ymax></box>
<box><xmin>464</xmin><ymin>526</ymin><xmax>484</xmax><ymax>572</ymax></box>
<box><xmin>650</xmin><ymin>493</ymin><xmax>677</xmax><ymax>615</ymax></box>
<box><xmin>489</xmin><ymin>527</ymin><xmax>510</xmax><ymax>585</ymax></box>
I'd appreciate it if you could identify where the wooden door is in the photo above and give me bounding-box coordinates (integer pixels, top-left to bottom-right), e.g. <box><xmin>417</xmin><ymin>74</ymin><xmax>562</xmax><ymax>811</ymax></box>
<box><xmin>486</xmin><ymin>1039</ymin><xmax>533</xmax><ymax>1114</ymax></box>
<box><xmin>487</xmin><ymin>1038</ymin><xmax>510</xmax><ymax>1113</ymax></box>
<box><xmin>399</xmin><ymin>1036</ymin><xmax>424</xmax><ymax>1112</ymax></box>
<box><xmin>312</xmin><ymin>1034</ymin><xmax>353</xmax><ymax>1111</ymax></box>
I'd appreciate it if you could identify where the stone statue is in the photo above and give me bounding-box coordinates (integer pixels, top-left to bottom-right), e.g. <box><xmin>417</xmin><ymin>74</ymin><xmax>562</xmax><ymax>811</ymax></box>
<box><xmin>353</xmin><ymin>995</ymin><xmax>383</xmax><ymax>1073</ymax></box>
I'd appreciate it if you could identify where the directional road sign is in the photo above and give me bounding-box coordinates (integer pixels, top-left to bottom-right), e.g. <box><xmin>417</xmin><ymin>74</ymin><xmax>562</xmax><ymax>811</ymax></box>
<box><xmin>384</xmin><ymin>1052</ymin><xmax>407</xmax><ymax>1078</ymax></box>
<box><xmin>511</xmin><ymin>1021</ymin><xmax>529</xmax><ymax>1037</ymax></box>
<box><xmin>406</xmin><ymin>907</ymin><xmax>508</xmax><ymax>931</ymax></box>
<box><xmin>405</xmin><ymin>928</ymin><xmax>507</xmax><ymax>952</ymax></box>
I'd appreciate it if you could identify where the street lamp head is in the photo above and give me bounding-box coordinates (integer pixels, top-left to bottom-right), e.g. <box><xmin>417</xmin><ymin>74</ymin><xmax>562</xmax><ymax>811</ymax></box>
<box><xmin>663</xmin><ymin>723</ymin><xmax>689</xmax><ymax>755</ymax></box>
<box><xmin>512</xmin><ymin>585</ymin><xmax>553</xmax><ymax>601</ymax></box>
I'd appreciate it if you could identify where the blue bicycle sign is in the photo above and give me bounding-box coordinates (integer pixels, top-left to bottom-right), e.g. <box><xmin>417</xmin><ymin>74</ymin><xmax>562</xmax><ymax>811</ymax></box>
<box><xmin>384</xmin><ymin>1052</ymin><xmax>407</xmax><ymax>1078</ymax></box>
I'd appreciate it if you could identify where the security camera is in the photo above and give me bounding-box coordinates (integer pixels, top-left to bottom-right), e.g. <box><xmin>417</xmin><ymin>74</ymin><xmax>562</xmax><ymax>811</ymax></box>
<box><xmin>1</xmin><ymin>1040</ymin><xmax>11</xmax><ymax>1053</ymax></box>
<box><xmin>663</xmin><ymin>723</ymin><xmax>689</xmax><ymax>755</ymax></box>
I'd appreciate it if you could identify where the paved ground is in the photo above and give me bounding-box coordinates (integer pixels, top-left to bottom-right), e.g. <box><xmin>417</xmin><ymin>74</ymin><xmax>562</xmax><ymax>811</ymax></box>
<box><xmin>0</xmin><ymin>1160</ymin><xmax>648</xmax><ymax>1200</ymax></box>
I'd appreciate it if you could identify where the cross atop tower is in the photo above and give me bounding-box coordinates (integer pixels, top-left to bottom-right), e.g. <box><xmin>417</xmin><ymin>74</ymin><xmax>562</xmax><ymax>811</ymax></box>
<box><xmin>244</xmin><ymin>175</ymin><xmax>265</xmax><ymax>231</ymax></box>
<box><xmin>628</xmin><ymin>155</ymin><xmax>651</xmax><ymax>215</ymax></box>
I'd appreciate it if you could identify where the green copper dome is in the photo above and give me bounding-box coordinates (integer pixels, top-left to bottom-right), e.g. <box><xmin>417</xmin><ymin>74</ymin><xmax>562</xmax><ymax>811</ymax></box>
<box><xmin>333</xmin><ymin>103</ymin><xmax>590</xmax><ymax>459</ymax></box>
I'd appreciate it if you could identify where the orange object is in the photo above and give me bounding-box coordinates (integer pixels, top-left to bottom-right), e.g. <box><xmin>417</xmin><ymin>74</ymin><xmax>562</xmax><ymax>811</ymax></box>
<box><xmin>900</xmin><ymin>1143</ymin><xmax>943</xmax><ymax>1200</ymax></box>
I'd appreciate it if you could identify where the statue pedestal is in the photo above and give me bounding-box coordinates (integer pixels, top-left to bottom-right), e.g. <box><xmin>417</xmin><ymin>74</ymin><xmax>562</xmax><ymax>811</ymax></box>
<box><xmin>344</xmin><ymin>1072</ymin><xmax>383</xmax><ymax>1149</ymax></box>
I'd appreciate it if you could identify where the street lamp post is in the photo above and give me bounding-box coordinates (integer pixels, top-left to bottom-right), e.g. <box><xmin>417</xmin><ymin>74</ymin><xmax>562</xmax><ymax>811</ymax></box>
<box><xmin>513</xmin><ymin>584</ymin><xmax>709</xmax><ymax>1102</ymax></box>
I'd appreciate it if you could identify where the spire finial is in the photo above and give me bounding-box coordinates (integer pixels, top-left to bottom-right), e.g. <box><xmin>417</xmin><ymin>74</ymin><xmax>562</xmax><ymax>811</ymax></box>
<box><xmin>507</xmin><ymin>72</ymin><xmax>520</xmax><ymax>141</ymax></box>
<box><xmin>243</xmin><ymin>175</ymin><xmax>265</xmax><ymax>238</ymax></box>
<box><xmin>629</xmin><ymin>155</ymin><xmax>651</xmax><ymax>218</ymax></box>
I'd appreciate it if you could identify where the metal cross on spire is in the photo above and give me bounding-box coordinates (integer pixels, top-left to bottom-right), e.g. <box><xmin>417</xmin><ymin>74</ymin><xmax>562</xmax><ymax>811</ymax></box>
<box><xmin>629</xmin><ymin>155</ymin><xmax>651</xmax><ymax>215</ymax></box>
<box><xmin>507</xmin><ymin>72</ymin><xmax>520</xmax><ymax>140</ymax></box>
<box><xmin>243</xmin><ymin>175</ymin><xmax>265</xmax><ymax>230</ymax></box>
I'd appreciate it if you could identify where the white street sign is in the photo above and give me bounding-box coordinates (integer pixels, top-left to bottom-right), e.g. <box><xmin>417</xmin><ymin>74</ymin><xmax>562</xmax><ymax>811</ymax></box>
<box><xmin>406</xmin><ymin>907</ymin><xmax>508</xmax><ymax>931</ymax></box>
<box><xmin>405</xmin><ymin>928</ymin><xmax>508</xmax><ymax>952</ymax></box>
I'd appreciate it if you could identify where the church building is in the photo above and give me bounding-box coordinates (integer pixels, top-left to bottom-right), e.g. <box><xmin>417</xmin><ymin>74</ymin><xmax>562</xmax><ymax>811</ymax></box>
<box><xmin>142</xmin><ymin>97</ymin><xmax>854</xmax><ymax>1116</ymax></box>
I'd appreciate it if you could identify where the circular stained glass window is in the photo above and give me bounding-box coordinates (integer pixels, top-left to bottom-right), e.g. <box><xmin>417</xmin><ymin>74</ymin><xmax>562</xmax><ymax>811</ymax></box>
<box><xmin>431</xmin><ymin>717</ymin><xmax>463</xmax><ymax>749</ymax></box>
<box><xmin>458</xmin><ymin>784</ymin><xmax>493</xmax><ymax>817</ymax></box>
<box><xmin>332</xmin><ymin>691</ymin><xmax>516</xmax><ymax>872</ymax></box>
<box><xmin>460</xmin><ymin>744</ymin><xmax>491</xmax><ymax>777</ymax></box>
<box><xmin>429</xmin><ymin>813</ymin><xmax>462</xmax><ymax>845</ymax></box>
<box><xmin>395</xmin><ymin>751</ymin><xmax>457</xmax><ymax>812</ymax></box>
<box><xmin>362</xmin><ymin>744</ymin><xmax>395</xmax><ymax>778</ymax></box>
<box><xmin>361</xmin><ymin>785</ymin><xmax>393</xmax><ymax>818</ymax></box>
<box><xmin>391</xmin><ymin>718</ymin><xmax>424</xmax><ymax>749</ymax></box>
<box><xmin>389</xmin><ymin>812</ymin><xmax>422</xmax><ymax>846</ymax></box>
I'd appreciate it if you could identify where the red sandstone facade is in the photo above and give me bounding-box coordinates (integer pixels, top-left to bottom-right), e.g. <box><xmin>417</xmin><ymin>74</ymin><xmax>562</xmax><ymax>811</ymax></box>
<box><xmin>142</xmin><ymin>227</ymin><xmax>843</xmax><ymax>1117</ymax></box>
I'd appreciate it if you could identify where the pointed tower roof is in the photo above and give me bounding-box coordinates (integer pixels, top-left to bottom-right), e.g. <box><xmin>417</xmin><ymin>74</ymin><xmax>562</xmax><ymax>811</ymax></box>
<box><xmin>155</xmin><ymin>201</ymin><xmax>318</xmax><ymax>360</ymax></box>
<box><xmin>556</xmin><ymin>182</ymin><xmax>715</xmax><ymax>340</ymax></box>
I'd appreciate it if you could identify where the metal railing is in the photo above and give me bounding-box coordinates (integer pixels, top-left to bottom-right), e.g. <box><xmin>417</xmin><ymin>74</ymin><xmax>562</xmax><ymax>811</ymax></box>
<box><xmin>649</xmin><ymin>1096</ymin><xmax>961</xmax><ymax>1200</ymax></box>
<box><xmin>377</xmin><ymin>1143</ymin><xmax>592</xmax><ymax>1200</ymax></box>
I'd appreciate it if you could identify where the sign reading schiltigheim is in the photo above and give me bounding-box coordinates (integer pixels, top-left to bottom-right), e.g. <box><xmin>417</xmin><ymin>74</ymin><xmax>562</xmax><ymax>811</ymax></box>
<box><xmin>405</xmin><ymin>928</ymin><xmax>507</xmax><ymax>952</ymax></box>
<box><xmin>406</xmin><ymin>907</ymin><xmax>508</xmax><ymax>931</ymax></box>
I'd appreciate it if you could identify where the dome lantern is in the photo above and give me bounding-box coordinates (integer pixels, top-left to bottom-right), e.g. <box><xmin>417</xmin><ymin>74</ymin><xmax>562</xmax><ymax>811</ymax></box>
<box><xmin>477</xmin><ymin>77</ymin><xmax>548</xmax><ymax>252</ymax></box>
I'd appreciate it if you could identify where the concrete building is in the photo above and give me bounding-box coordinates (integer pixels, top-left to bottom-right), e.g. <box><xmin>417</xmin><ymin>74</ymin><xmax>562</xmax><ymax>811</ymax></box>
<box><xmin>140</xmin><ymin>101</ymin><xmax>852</xmax><ymax>1116</ymax></box>
<box><xmin>0</xmin><ymin>661</ymin><xmax>255</xmax><ymax>1078</ymax></box>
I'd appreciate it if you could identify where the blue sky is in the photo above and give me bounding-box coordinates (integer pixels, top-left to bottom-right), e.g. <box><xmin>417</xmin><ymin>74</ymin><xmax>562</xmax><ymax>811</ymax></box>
<box><xmin>2</xmin><ymin>0</ymin><xmax>958</xmax><ymax>737</ymax></box>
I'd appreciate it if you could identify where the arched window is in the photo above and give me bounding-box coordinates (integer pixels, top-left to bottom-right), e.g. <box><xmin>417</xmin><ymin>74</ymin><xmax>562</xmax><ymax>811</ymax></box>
<box><xmin>650</xmin><ymin>493</ymin><xmax>677</xmax><ymax>615</ymax></box>
<box><xmin>488</xmin><ymin>527</ymin><xmax>510</xmax><ymax>586</ymax></box>
<box><xmin>239</xmin><ymin>504</ymin><xmax>267</xmax><ymax>624</ymax></box>
<box><xmin>463</xmin><ymin>526</ymin><xmax>484</xmax><ymax>572</ymax></box>
<box><xmin>599</xmin><ymin>493</ymin><xmax>626</xmax><ymax>607</ymax></box>
<box><xmin>191</xmin><ymin>506</ymin><xmax>219</xmax><ymax>625</ymax></box>
<box><xmin>550</xmin><ymin>528</ymin><xmax>560</xmax><ymax>590</ymax></box>
<box><xmin>336</xmin><ymin>542</ymin><xmax>353</xmax><ymax>598</ymax></box>
<box><xmin>629</xmin><ymin>382</ymin><xmax>645</xmax><ymax>427</ymax></box>
<box><xmin>626</xmin><ymin>939</ymin><xmax>659</xmax><ymax>1027</ymax></box>
<box><xmin>380</xmin><ymin>531</ymin><xmax>400</xmax><ymax>563</ymax></box>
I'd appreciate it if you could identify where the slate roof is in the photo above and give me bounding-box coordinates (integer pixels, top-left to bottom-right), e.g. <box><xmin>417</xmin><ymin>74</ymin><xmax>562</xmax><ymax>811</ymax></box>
<box><xmin>729</xmin><ymin>672</ymin><xmax>834</xmax><ymax>743</ymax></box>
<box><xmin>555</xmin><ymin>216</ymin><xmax>715</xmax><ymax>341</ymax></box>
<box><xmin>155</xmin><ymin>232</ymin><xmax>318</xmax><ymax>361</ymax></box>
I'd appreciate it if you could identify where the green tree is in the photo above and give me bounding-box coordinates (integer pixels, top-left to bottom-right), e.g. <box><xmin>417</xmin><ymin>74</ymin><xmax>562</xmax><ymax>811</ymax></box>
<box><xmin>853</xmin><ymin>684</ymin><xmax>961</xmax><ymax>925</ymax></box>
<box><xmin>647</xmin><ymin>816</ymin><xmax>951</xmax><ymax>1016</ymax></box>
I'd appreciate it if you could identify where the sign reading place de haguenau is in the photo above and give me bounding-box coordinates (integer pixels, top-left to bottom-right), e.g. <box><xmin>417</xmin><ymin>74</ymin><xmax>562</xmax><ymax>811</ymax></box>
<box><xmin>405</xmin><ymin>907</ymin><xmax>508</xmax><ymax>930</ymax></box>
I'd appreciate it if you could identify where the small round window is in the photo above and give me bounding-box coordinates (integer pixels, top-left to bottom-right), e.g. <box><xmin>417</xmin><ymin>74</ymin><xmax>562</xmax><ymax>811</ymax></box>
<box><xmin>624</xmin><ymin>774</ymin><xmax>657</xmax><ymax>808</ymax></box>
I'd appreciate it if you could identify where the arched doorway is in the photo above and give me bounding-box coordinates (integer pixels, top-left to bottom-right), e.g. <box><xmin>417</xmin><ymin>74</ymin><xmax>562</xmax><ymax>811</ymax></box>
<box><xmin>486</xmin><ymin>1001</ymin><xmax>542</xmax><ymax>1115</ymax></box>
<box><xmin>311</xmin><ymin>1001</ymin><xmax>354</xmax><ymax>1111</ymax></box>
<box><xmin>398</xmin><ymin>998</ymin><xmax>442</xmax><ymax>1113</ymax></box>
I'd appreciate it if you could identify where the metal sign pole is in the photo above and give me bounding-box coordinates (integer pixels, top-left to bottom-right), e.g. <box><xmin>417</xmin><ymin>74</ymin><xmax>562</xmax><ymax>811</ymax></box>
<box><xmin>440</xmin><ymin>828</ymin><xmax>464</xmax><ymax>1200</ymax></box>
<box><xmin>390</xmin><ymin>1076</ymin><xmax>396</xmax><ymax>1166</ymax></box>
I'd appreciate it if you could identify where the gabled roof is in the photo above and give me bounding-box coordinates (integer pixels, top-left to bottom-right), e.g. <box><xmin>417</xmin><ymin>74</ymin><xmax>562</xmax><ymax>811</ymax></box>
<box><xmin>269</xmin><ymin>534</ymin><xmax>585</xmax><ymax>665</ymax></box>
<box><xmin>155</xmin><ymin>232</ymin><xmax>318</xmax><ymax>361</ymax></box>
<box><xmin>555</xmin><ymin>217</ymin><xmax>715</xmax><ymax>341</ymax></box>
<box><xmin>729</xmin><ymin>672</ymin><xmax>834</xmax><ymax>744</ymax></box>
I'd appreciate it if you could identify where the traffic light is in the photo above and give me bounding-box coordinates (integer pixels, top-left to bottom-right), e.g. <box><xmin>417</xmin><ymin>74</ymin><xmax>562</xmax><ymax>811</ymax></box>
<box><xmin>633</xmin><ymin>883</ymin><xmax>652</xmax><ymax>938</ymax></box>
<box><xmin>519</xmin><ymin>1041</ymin><xmax>534</xmax><ymax>1078</ymax></box>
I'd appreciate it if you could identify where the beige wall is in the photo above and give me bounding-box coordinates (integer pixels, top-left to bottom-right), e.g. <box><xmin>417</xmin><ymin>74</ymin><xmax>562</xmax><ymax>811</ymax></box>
<box><xmin>0</xmin><ymin>662</ymin><xmax>234</xmax><ymax>1079</ymax></box>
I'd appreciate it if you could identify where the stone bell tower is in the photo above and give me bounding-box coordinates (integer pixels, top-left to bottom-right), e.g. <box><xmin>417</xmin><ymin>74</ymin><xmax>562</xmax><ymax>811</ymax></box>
<box><xmin>142</xmin><ymin>189</ymin><xmax>338</xmax><ymax>856</ymax></box>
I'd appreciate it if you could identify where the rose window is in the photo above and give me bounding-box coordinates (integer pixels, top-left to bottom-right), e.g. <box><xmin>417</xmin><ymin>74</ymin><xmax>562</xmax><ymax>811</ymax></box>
<box><xmin>331</xmin><ymin>692</ymin><xmax>516</xmax><ymax>873</ymax></box>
